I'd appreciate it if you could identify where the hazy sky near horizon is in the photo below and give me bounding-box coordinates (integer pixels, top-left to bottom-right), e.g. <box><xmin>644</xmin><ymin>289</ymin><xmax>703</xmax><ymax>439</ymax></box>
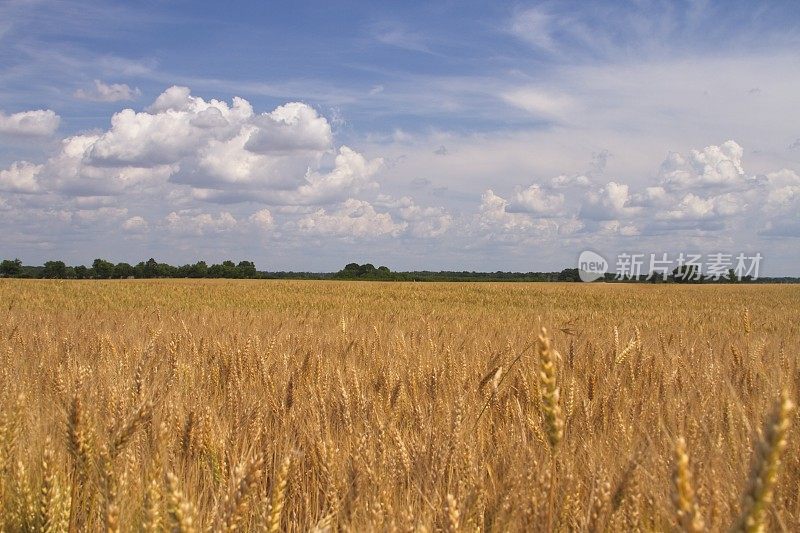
<box><xmin>1</xmin><ymin>0</ymin><xmax>800</xmax><ymax>274</ymax></box>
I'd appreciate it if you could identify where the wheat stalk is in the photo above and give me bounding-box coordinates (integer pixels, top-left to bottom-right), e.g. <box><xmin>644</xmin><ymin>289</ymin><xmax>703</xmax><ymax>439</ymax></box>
<box><xmin>266</xmin><ymin>455</ymin><xmax>291</xmax><ymax>533</ymax></box>
<box><xmin>166</xmin><ymin>471</ymin><xmax>197</xmax><ymax>533</ymax></box>
<box><xmin>672</xmin><ymin>437</ymin><xmax>705</xmax><ymax>532</ymax></box>
<box><xmin>735</xmin><ymin>391</ymin><xmax>795</xmax><ymax>533</ymax></box>
<box><xmin>536</xmin><ymin>327</ymin><xmax>564</xmax><ymax>448</ymax></box>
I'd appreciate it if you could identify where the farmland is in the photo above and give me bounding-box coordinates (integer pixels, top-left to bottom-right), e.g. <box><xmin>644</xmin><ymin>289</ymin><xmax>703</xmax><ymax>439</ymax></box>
<box><xmin>0</xmin><ymin>279</ymin><xmax>798</xmax><ymax>531</ymax></box>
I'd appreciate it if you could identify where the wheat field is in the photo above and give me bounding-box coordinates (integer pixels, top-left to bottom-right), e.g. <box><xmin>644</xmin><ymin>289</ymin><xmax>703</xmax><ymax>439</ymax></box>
<box><xmin>0</xmin><ymin>279</ymin><xmax>798</xmax><ymax>532</ymax></box>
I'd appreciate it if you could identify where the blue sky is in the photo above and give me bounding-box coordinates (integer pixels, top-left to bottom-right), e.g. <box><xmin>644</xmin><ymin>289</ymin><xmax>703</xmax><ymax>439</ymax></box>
<box><xmin>1</xmin><ymin>0</ymin><xmax>800</xmax><ymax>274</ymax></box>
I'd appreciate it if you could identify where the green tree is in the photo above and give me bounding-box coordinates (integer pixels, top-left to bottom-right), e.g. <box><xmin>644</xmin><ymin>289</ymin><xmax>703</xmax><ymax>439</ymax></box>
<box><xmin>237</xmin><ymin>260</ymin><xmax>257</xmax><ymax>278</ymax></box>
<box><xmin>358</xmin><ymin>263</ymin><xmax>376</xmax><ymax>277</ymax></box>
<box><xmin>113</xmin><ymin>262</ymin><xmax>135</xmax><ymax>278</ymax></box>
<box><xmin>0</xmin><ymin>259</ymin><xmax>22</xmax><ymax>277</ymax></box>
<box><xmin>557</xmin><ymin>268</ymin><xmax>580</xmax><ymax>282</ymax></box>
<box><xmin>74</xmin><ymin>265</ymin><xmax>90</xmax><ymax>279</ymax></box>
<box><xmin>141</xmin><ymin>258</ymin><xmax>159</xmax><ymax>278</ymax></box>
<box><xmin>191</xmin><ymin>261</ymin><xmax>208</xmax><ymax>278</ymax></box>
<box><xmin>155</xmin><ymin>262</ymin><xmax>177</xmax><ymax>278</ymax></box>
<box><xmin>208</xmin><ymin>260</ymin><xmax>239</xmax><ymax>278</ymax></box>
<box><xmin>41</xmin><ymin>261</ymin><xmax>67</xmax><ymax>278</ymax></box>
<box><xmin>92</xmin><ymin>258</ymin><xmax>115</xmax><ymax>279</ymax></box>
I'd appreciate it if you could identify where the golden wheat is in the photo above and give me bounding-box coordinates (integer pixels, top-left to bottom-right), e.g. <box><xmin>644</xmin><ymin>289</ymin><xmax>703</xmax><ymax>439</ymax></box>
<box><xmin>0</xmin><ymin>279</ymin><xmax>797</xmax><ymax>531</ymax></box>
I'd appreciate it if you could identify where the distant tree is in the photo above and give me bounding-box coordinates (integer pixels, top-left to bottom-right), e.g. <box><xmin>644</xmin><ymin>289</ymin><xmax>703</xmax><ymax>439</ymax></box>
<box><xmin>360</xmin><ymin>263</ymin><xmax>375</xmax><ymax>273</ymax></box>
<box><xmin>237</xmin><ymin>260</ymin><xmax>257</xmax><ymax>278</ymax></box>
<box><xmin>0</xmin><ymin>259</ymin><xmax>22</xmax><ymax>277</ymax></box>
<box><xmin>557</xmin><ymin>268</ymin><xmax>580</xmax><ymax>282</ymax></box>
<box><xmin>113</xmin><ymin>262</ymin><xmax>135</xmax><ymax>279</ymax></box>
<box><xmin>140</xmin><ymin>258</ymin><xmax>159</xmax><ymax>278</ymax></box>
<box><xmin>41</xmin><ymin>261</ymin><xmax>67</xmax><ymax>278</ymax></box>
<box><xmin>155</xmin><ymin>262</ymin><xmax>177</xmax><ymax>278</ymax></box>
<box><xmin>92</xmin><ymin>258</ymin><xmax>115</xmax><ymax>279</ymax></box>
<box><xmin>208</xmin><ymin>260</ymin><xmax>240</xmax><ymax>278</ymax></box>
<box><xmin>190</xmin><ymin>261</ymin><xmax>208</xmax><ymax>278</ymax></box>
<box><xmin>74</xmin><ymin>265</ymin><xmax>90</xmax><ymax>279</ymax></box>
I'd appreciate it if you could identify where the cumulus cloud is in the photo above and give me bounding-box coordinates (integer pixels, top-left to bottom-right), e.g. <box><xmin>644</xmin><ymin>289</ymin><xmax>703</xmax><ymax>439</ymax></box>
<box><xmin>507</xmin><ymin>184</ymin><xmax>565</xmax><ymax>216</ymax></box>
<box><xmin>2</xmin><ymin>81</ymin><xmax>797</xmax><ymax>271</ymax></box>
<box><xmin>484</xmin><ymin>140</ymin><xmax>799</xmax><ymax>245</ymax></box>
<box><xmin>248</xmin><ymin>209</ymin><xmax>274</xmax><ymax>230</ymax></box>
<box><xmin>0</xmin><ymin>86</ymin><xmax>382</xmax><ymax>203</ymax></box>
<box><xmin>74</xmin><ymin>80</ymin><xmax>141</xmax><ymax>102</ymax></box>
<box><xmin>298</xmin><ymin>199</ymin><xmax>407</xmax><ymax>238</ymax></box>
<box><xmin>478</xmin><ymin>190</ymin><xmax>541</xmax><ymax>232</ymax></box>
<box><xmin>165</xmin><ymin>210</ymin><xmax>238</xmax><ymax>236</ymax></box>
<box><xmin>0</xmin><ymin>161</ymin><xmax>43</xmax><ymax>193</ymax></box>
<box><xmin>0</xmin><ymin>109</ymin><xmax>60</xmax><ymax>136</ymax></box>
<box><xmin>659</xmin><ymin>192</ymin><xmax>744</xmax><ymax>222</ymax></box>
<box><xmin>549</xmin><ymin>174</ymin><xmax>591</xmax><ymax>188</ymax></box>
<box><xmin>245</xmin><ymin>103</ymin><xmax>332</xmax><ymax>153</ymax></box>
<box><xmin>374</xmin><ymin>195</ymin><xmax>452</xmax><ymax>238</ymax></box>
<box><xmin>580</xmin><ymin>181</ymin><xmax>640</xmax><ymax>220</ymax></box>
<box><xmin>659</xmin><ymin>140</ymin><xmax>746</xmax><ymax>191</ymax></box>
<box><xmin>122</xmin><ymin>216</ymin><xmax>148</xmax><ymax>232</ymax></box>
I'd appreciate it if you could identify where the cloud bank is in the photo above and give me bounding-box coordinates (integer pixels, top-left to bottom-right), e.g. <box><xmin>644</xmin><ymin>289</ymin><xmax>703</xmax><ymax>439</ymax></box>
<box><xmin>0</xmin><ymin>86</ymin><xmax>797</xmax><ymax>273</ymax></box>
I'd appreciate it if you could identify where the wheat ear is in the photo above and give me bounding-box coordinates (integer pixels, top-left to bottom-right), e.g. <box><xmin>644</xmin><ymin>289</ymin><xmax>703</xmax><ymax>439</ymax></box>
<box><xmin>736</xmin><ymin>391</ymin><xmax>794</xmax><ymax>533</ymax></box>
<box><xmin>166</xmin><ymin>471</ymin><xmax>197</xmax><ymax>533</ymax></box>
<box><xmin>673</xmin><ymin>437</ymin><xmax>705</xmax><ymax>532</ymax></box>
<box><xmin>267</xmin><ymin>455</ymin><xmax>291</xmax><ymax>533</ymax></box>
<box><xmin>536</xmin><ymin>327</ymin><xmax>564</xmax><ymax>448</ymax></box>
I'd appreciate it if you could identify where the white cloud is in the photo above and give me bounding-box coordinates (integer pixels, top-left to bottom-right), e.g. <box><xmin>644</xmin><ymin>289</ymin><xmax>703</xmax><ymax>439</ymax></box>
<box><xmin>23</xmin><ymin>133</ymin><xmax>178</xmax><ymax>196</ymax></box>
<box><xmin>122</xmin><ymin>216</ymin><xmax>148</xmax><ymax>232</ymax></box>
<box><xmin>0</xmin><ymin>161</ymin><xmax>43</xmax><ymax>193</ymax></box>
<box><xmin>245</xmin><ymin>102</ymin><xmax>332</xmax><ymax>153</ymax></box>
<box><xmin>74</xmin><ymin>80</ymin><xmax>141</xmax><ymax>102</ymax></box>
<box><xmin>0</xmin><ymin>87</ymin><xmax>380</xmax><ymax>203</ymax></box>
<box><xmin>659</xmin><ymin>140</ymin><xmax>746</xmax><ymax>191</ymax></box>
<box><xmin>501</xmin><ymin>88</ymin><xmax>573</xmax><ymax>119</ymax></box>
<box><xmin>507</xmin><ymin>184</ymin><xmax>565</xmax><ymax>216</ymax></box>
<box><xmin>165</xmin><ymin>210</ymin><xmax>238</xmax><ymax>236</ymax></box>
<box><xmin>375</xmin><ymin>195</ymin><xmax>452</xmax><ymax>238</ymax></box>
<box><xmin>550</xmin><ymin>174</ymin><xmax>591</xmax><ymax>188</ymax></box>
<box><xmin>581</xmin><ymin>181</ymin><xmax>640</xmax><ymax>220</ymax></box>
<box><xmin>0</xmin><ymin>109</ymin><xmax>60</xmax><ymax>136</ymax></box>
<box><xmin>298</xmin><ymin>199</ymin><xmax>407</xmax><ymax>238</ymax></box>
<box><xmin>660</xmin><ymin>193</ymin><xmax>743</xmax><ymax>221</ymax></box>
<box><xmin>290</xmin><ymin>146</ymin><xmax>382</xmax><ymax>204</ymax></box>
<box><xmin>478</xmin><ymin>190</ymin><xmax>539</xmax><ymax>232</ymax></box>
<box><xmin>480</xmin><ymin>140</ymin><xmax>798</xmax><ymax>246</ymax></box>
<box><xmin>248</xmin><ymin>209</ymin><xmax>274</xmax><ymax>230</ymax></box>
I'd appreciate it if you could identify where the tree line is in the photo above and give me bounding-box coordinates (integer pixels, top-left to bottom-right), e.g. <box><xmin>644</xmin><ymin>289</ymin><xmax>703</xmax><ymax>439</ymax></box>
<box><xmin>0</xmin><ymin>258</ymin><xmax>258</xmax><ymax>279</ymax></box>
<box><xmin>1</xmin><ymin>259</ymin><xmax>797</xmax><ymax>283</ymax></box>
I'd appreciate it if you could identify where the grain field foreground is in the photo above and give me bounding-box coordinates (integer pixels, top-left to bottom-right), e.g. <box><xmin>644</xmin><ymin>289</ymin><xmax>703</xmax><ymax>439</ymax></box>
<box><xmin>0</xmin><ymin>279</ymin><xmax>799</xmax><ymax>531</ymax></box>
